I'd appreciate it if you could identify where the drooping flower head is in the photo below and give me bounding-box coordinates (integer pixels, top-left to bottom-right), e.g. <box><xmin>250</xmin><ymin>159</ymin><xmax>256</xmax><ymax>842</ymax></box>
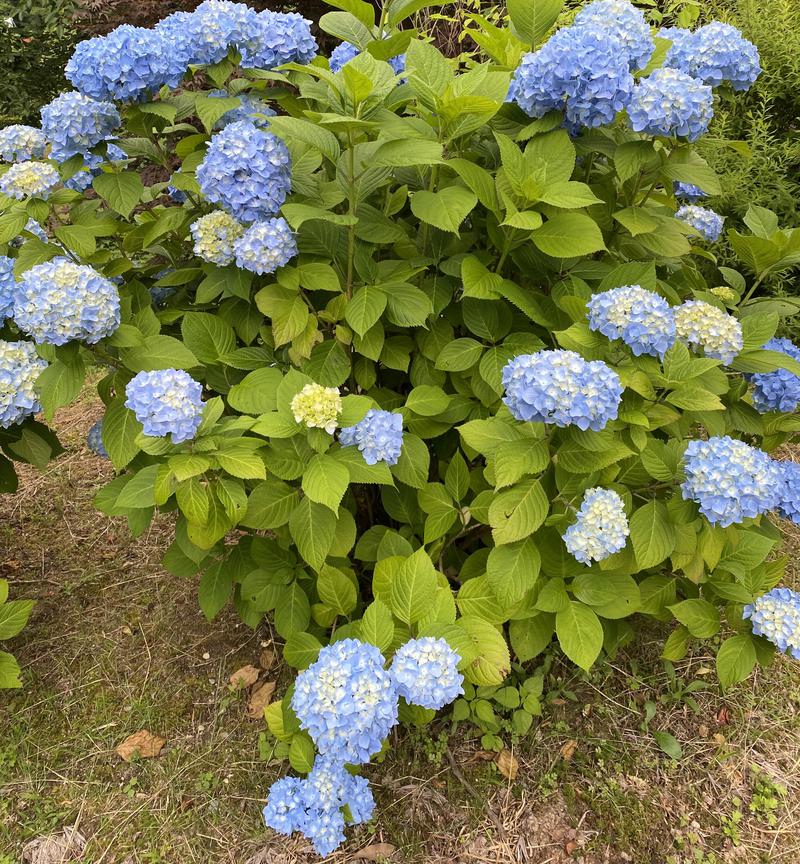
<box><xmin>0</xmin><ymin>125</ymin><xmax>47</xmax><ymax>162</ymax></box>
<box><xmin>196</xmin><ymin>120</ymin><xmax>291</xmax><ymax>224</ymax></box>
<box><xmin>510</xmin><ymin>25</ymin><xmax>634</xmax><ymax>131</ymax></box>
<box><xmin>339</xmin><ymin>409</ymin><xmax>404</xmax><ymax>466</ymax></box>
<box><xmin>233</xmin><ymin>217</ymin><xmax>297</xmax><ymax>275</ymax></box>
<box><xmin>502</xmin><ymin>350</ymin><xmax>623</xmax><ymax>431</ymax></box>
<box><xmin>291</xmin><ymin>383</ymin><xmax>342</xmax><ymax>435</ymax></box>
<box><xmin>66</xmin><ymin>25</ymin><xmax>181</xmax><ymax>102</ymax></box>
<box><xmin>291</xmin><ymin>638</ymin><xmax>398</xmax><ymax>764</ymax></box>
<box><xmin>681</xmin><ymin>436</ymin><xmax>785</xmax><ymax>526</ymax></box>
<box><xmin>667</xmin><ymin>21</ymin><xmax>761</xmax><ymax>91</ymax></box>
<box><xmin>0</xmin><ymin>256</ymin><xmax>15</xmax><ymax>322</ymax></box>
<box><xmin>627</xmin><ymin>67</ymin><xmax>714</xmax><ymax>142</ymax></box>
<box><xmin>390</xmin><ymin>637</ymin><xmax>463</xmax><ymax>710</ymax></box>
<box><xmin>0</xmin><ymin>340</ymin><xmax>47</xmax><ymax>429</ymax></box>
<box><xmin>749</xmin><ymin>338</ymin><xmax>800</xmax><ymax>414</ymax></box>
<box><xmin>587</xmin><ymin>284</ymin><xmax>676</xmax><ymax>359</ymax></box>
<box><xmin>673</xmin><ymin>180</ymin><xmax>706</xmax><ymax>202</ymax></box>
<box><xmin>562</xmin><ymin>487</ymin><xmax>629</xmax><ymax>564</ymax></box>
<box><xmin>87</xmin><ymin>419</ymin><xmax>109</xmax><ymax>458</ymax></box>
<box><xmin>674</xmin><ymin>300</ymin><xmax>742</xmax><ymax>364</ymax></box>
<box><xmin>744</xmin><ymin>588</ymin><xmax>800</xmax><ymax>659</ymax></box>
<box><xmin>777</xmin><ymin>461</ymin><xmax>800</xmax><ymax>524</ymax></box>
<box><xmin>125</xmin><ymin>369</ymin><xmax>204</xmax><ymax>443</ymax></box>
<box><xmin>572</xmin><ymin>0</ymin><xmax>654</xmax><ymax>71</ymax></box>
<box><xmin>676</xmin><ymin>204</ymin><xmax>724</xmax><ymax>241</ymax></box>
<box><xmin>190</xmin><ymin>211</ymin><xmax>245</xmax><ymax>266</ymax></box>
<box><xmin>40</xmin><ymin>92</ymin><xmax>121</xmax><ymax>160</ymax></box>
<box><xmin>14</xmin><ymin>259</ymin><xmax>120</xmax><ymax>345</ymax></box>
<box><xmin>0</xmin><ymin>161</ymin><xmax>60</xmax><ymax>200</ymax></box>
<box><xmin>330</xmin><ymin>41</ymin><xmax>406</xmax><ymax>76</ymax></box>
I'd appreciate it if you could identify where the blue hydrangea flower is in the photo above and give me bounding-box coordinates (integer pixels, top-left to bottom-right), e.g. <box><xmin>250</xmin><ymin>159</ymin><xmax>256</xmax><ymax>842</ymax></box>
<box><xmin>66</xmin><ymin>25</ymin><xmax>181</xmax><ymax>103</ymax></box>
<box><xmin>302</xmin><ymin>806</ymin><xmax>347</xmax><ymax>858</ymax></box>
<box><xmin>241</xmin><ymin>9</ymin><xmax>318</xmax><ymax>70</ymax></box>
<box><xmin>777</xmin><ymin>461</ymin><xmax>800</xmax><ymax>524</ymax></box>
<box><xmin>330</xmin><ymin>41</ymin><xmax>405</xmax><ymax>75</ymax></box>
<box><xmin>674</xmin><ymin>300</ymin><xmax>743</xmax><ymax>364</ymax></box>
<box><xmin>87</xmin><ymin>419</ymin><xmax>109</xmax><ymax>458</ymax></box>
<box><xmin>0</xmin><ymin>256</ymin><xmax>15</xmax><ymax>322</ymax></box>
<box><xmin>190</xmin><ymin>211</ymin><xmax>245</xmax><ymax>266</ymax></box>
<box><xmin>573</xmin><ymin>0</ymin><xmax>654</xmax><ymax>71</ymax></box>
<box><xmin>106</xmin><ymin>143</ymin><xmax>127</xmax><ymax>162</ymax></box>
<box><xmin>153</xmin><ymin>11</ymin><xmax>200</xmax><ymax>73</ymax></box>
<box><xmin>390</xmin><ymin>637</ymin><xmax>464</xmax><ymax>710</ymax></box>
<box><xmin>14</xmin><ymin>258</ymin><xmax>120</xmax><ymax>345</ymax></box>
<box><xmin>676</xmin><ymin>204</ymin><xmax>724</xmax><ymax>241</ymax></box>
<box><xmin>150</xmin><ymin>283</ymin><xmax>176</xmax><ymax>308</ymax></box>
<box><xmin>510</xmin><ymin>25</ymin><xmax>634</xmax><ymax>130</ymax></box>
<box><xmin>182</xmin><ymin>0</ymin><xmax>262</xmax><ymax>66</ymax></box>
<box><xmin>233</xmin><ymin>217</ymin><xmax>297</xmax><ymax>274</ymax></box>
<box><xmin>0</xmin><ymin>125</ymin><xmax>47</xmax><ymax>162</ymax></box>
<box><xmin>196</xmin><ymin>120</ymin><xmax>291</xmax><ymax>224</ymax></box>
<box><xmin>125</xmin><ymin>369</ymin><xmax>204</xmax><ymax>443</ymax></box>
<box><xmin>744</xmin><ymin>588</ymin><xmax>800</xmax><ymax>659</ymax></box>
<box><xmin>291</xmin><ymin>638</ymin><xmax>398</xmax><ymax>764</ymax></box>
<box><xmin>672</xmin><ymin>21</ymin><xmax>761</xmax><ymax>91</ymax></box>
<box><xmin>0</xmin><ymin>161</ymin><xmax>60</xmax><ymax>200</ymax></box>
<box><xmin>627</xmin><ymin>67</ymin><xmax>714</xmax><ymax>142</ymax></box>
<box><xmin>209</xmin><ymin>89</ymin><xmax>275</xmax><ymax>129</ymax></box>
<box><xmin>587</xmin><ymin>284</ymin><xmax>676</xmax><ymax>359</ymax></box>
<box><xmin>344</xmin><ymin>773</ymin><xmax>375</xmax><ymax>825</ymax></box>
<box><xmin>748</xmin><ymin>338</ymin><xmax>800</xmax><ymax>413</ymax></box>
<box><xmin>673</xmin><ymin>180</ymin><xmax>706</xmax><ymax>201</ymax></box>
<box><xmin>40</xmin><ymin>92</ymin><xmax>120</xmax><ymax>160</ymax></box>
<box><xmin>562</xmin><ymin>487</ymin><xmax>629</xmax><ymax>564</ymax></box>
<box><xmin>263</xmin><ymin>776</ymin><xmax>306</xmax><ymax>836</ymax></box>
<box><xmin>659</xmin><ymin>26</ymin><xmax>695</xmax><ymax>71</ymax></box>
<box><xmin>58</xmin><ymin>150</ymin><xmax>103</xmax><ymax>193</ymax></box>
<box><xmin>502</xmin><ymin>350</ymin><xmax>623</xmax><ymax>431</ymax></box>
<box><xmin>681</xmin><ymin>436</ymin><xmax>785</xmax><ymax>527</ymax></box>
<box><xmin>12</xmin><ymin>219</ymin><xmax>48</xmax><ymax>246</ymax></box>
<box><xmin>0</xmin><ymin>340</ymin><xmax>47</xmax><ymax>429</ymax></box>
<box><xmin>338</xmin><ymin>409</ymin><xmax>403</xmax><ymax>466</ymax></box>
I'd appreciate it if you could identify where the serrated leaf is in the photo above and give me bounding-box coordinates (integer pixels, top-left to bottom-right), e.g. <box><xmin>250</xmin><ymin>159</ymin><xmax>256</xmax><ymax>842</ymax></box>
<box><xmin>555</xmin><ymin>601</ymin><xmax>603</xmax><ymax>670</ymax></box>
<box><xmin>302</xmin><ymin>453</ymin><xmax>350</xmax><ymax>513</ymax></box>
<box><xmin>390</xmin><ymin>548</ymin><xmax>438</xmax><ymax>624</ymax></box>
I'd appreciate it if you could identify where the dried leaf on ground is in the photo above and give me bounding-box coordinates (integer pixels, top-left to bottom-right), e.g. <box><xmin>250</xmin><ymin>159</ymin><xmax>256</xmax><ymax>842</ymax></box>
<box><xmin>354</xmin><ymin>843</ymin><xmax>396</xmax><ymax>860</ymax></box>
<box><xmin>259</xmin><ymin>647</ymin><xmax>275</xmax><ymax>669</ymax></box>
<box><xmin>559</xmin><ymin>739</ymin><xmax>578</xmax><ymax>760</ymax></box>
<box><xmin>22</xmin><ymin>828</ymin><xmax>86</xmax><ymax>863</ymax></box>
<box><xmin>495</xmin><ymin>749</ymin><xmax>519</xmax><ymax>780</ymax></box>
<box><xmin>230</xmin><ymin>664</ymin><xmax>260</xmax><ymax>690</ymax></box>
<box><xmin>116</xmin><ymin>729</ymin><xmax>166</xmax><ymax>762</ymax></box>
<box><xmin>247</xmin><ymin>680</ymin><xmax>276</xmax><ymax>719</ymax></box>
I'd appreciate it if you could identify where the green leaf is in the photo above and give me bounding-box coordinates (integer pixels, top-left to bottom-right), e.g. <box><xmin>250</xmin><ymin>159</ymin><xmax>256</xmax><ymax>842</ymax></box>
<box><xmin>652</xmin><ymin>730</ymin><xmax>682</xmax><ymax>760</ymax></box>
<box><xmin>390</xmin><ymin>548</ymin><xmax>438</xmax><ymax>625</ymax></box>
<box><xmin>215</xmin><ymin>447</ymin><xmax>266</xmax><ymax>480</ymax></box>
<box><xmin>101</xmin><ymin>399</ymin><xmax>141</xmax><ymax>470</ymax></box>
<box><xmin>716</xmin><ymin>634</ymin><xmax>757</xmax><ymax>690</ymax></box>
<box><xmin>35</xmin><ymin>356</ymin><xmax>85</xmax><ymax>423</ymax></box>
<box><xmin>404</xmin><ymin>38</ymin><xmax>452</xmax><ymax>108</ymax></box>
<box><xmin>359</xmin><ymin>600</ymin><xmax>395</xmax><ymax>652</ymax></box>
<box><xmin>288</xmin><ymin>497</ymin><xmax>337</xmax><ymax>571</ymax></box>
<box><xmin>199</xmin><ymin>563</ymin><xmax>233</xmax><ymax>621</ymax></box>
<box><xmin>488</xmin><ymin>479</ymin><xmax>548</xmax><ymax>545</ymax></box>
<box><xmin>54</xmin><ymin>224</ymin><xmax>96</xmax><ymax>257</ymax></box>
<box><xmin>302</xmin><ymin>454</ymin><xmax>350</xmax><ymax>513</ymax></box>
<box><xmin>532</xmin><ymin>213</ymin><xmax>606</xmax><ymax>258</ymax></box>
<box><xmin>181</xmin><ymin>312</ymin><xmax>237</xmax><ymax>364</ymax></box>
<box><xmin>176</xmin><ymin>477</ymin><xmax>211</xmax><ymax>525</ymax></box>
<box><xmin>267</xmin><ymin>116</ymin><xmax>340</xmax><ymax>163</ymax></box>
<box><xmin>406</xmin><ymin>385</ymin><xmax>450</xmax><ymax>416</ymax></box>
<box><xmin>410</xmin><ymin>186</ymin><xmax>478</xmax><ymax>234</ymax></box>
<box><xmin>669</xmin><ymin>599</ymin><xmax>720</xmax><ymax>638</ymax></box>
<box><xmin>486</xmin><ymin>538</ymin><xmax>540</xmax><ymax>607</ymax></box>
<box><xmin>555</xmin><ymin>601</ymin><xmax>603</xmax><ymax>671</ymax></box>
<box><xmin>0</xmin><ymin>652</ymin><xmax>22</xmax><ymax>688</ymax></box>
<box><xmin>195</xmin><ymin>93</ymin><xmax>240</xmax><ymax>132</ymax></box>
<box><xmin>507</xmin><ymin>0</ymin><xmax>563</xmax><ymax>45</ymax></box>
<box><xmin>288</xmin><ymin>731</ymin><xmax>316</xmax><ymax>773</ymax></box>
<box><xmin>317</xmin><ymin>564</ymin><xmax>357</xmax><ymax>615</ymax></box>
<box><xmin>93</xmin><ymin>172</ymin><xmax>144</xmax><ymax>218</ymax></box>
<box><xmin>284</xmin><ymin>632</ymin><xmax>323</xmax><ymax>670</ymax></box>
<box><xmin>275</xmin><ymin>582</ymin><xmax>311</xmax><ymax>638</ymax></box>
<box><xmin>116</xmin><ymin>465</ymin><xmax>160</xmax><ymax>509</ymax></box>
<box><xmin>121</xmin><ymin>335</ymin><xmax>199</xmax><ymax>372</ymax></box>
<box><xmin>345</xmin><ymin>286</ymin><xmax>386</xmax><ymax>336</ymax></box>
<box><xmin>242</xmin><ymin>478</ymin><xmax>297</xmax><ymax>529</ymax></box>
<box><xmin>629</xmin><ymin>500</ymin><xmax>676</xmax><ymax>570</ymax></box>
<box><xmin>392</xmin><ymin>434</ymin><xmax>430</xmax><ymax>489</ymax></box>
<box><xmin>0</xmin><ymin>599</ymin><xmax>35</xmax><ymax>639</ymax></box>
<box><xmin>319</xmin><ymin>10</ymin><xmax>373</xmax><ymax>49</ymax></box>
<box><xmin>227</xmin><ymin>368</ymin><xmax>283</xmax><ymax>415</ymax></box>
<box><xmin>456</xmin><ymin>615</ymin><xmax>511</xmax><ymax>686</ymax></box>
<box><xmin>509</xmin><ymin>614</ymin><xmax>554</xmax><ymax>663</ymax></box>
<box><xmin>435</xmin><ymin>338</ymin><xmax>483</xmax><ymax>371</ymax></box>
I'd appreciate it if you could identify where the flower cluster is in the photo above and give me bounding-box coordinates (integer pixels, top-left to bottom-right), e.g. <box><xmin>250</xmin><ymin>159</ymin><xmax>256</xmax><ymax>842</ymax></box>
<box><xmin>710</xmin><ymin>286</ymin><xmax>737</xmax><ymax>304</ymax></box>
<box><xmin>587</xmin><ymin>284</ymin><xmax>676</xmax><ymax>359</ymax></box>
<box><xmin>59</xmin><ymin>144</ymin><xmax>127</xmax><ymax>193</ymax></box>
<box><xmin>778</xmin><ymin>461</ymin><xmax>800</xmax><ymax>524</ymax></box>
<box><xmin>291</xmin><ymin>383</ymin><xmax>342</xmax><ymax>434</ymax></box>
<box><xmin>749</xmin><ymin>338</ymin><xmax>800</xmax><ymax>413</ymax></box>
<box><xmin>627</xmin><ymin>67</ymin><xmax>714</xmax><ymax>142</ymax></box>
<box><xmin>572</xmin><ymin>0</ymin><xmax>654</xmax><ymax>71</ymax></box>
<box><xmin>242</xmin><ymin>9</ymin><xmax>317</xmax><ymax>70</ymax></box>
<box><xmin>209</xmin><ymin>90</ymin><xmax>275</xmax><ymax>129</ymax></box>
<box><xmin>190</xmin><ymin>211</ymin><xmax>245</xmax><ymax>266</ymax></box>
<box><xmin>502</xmin><ymin>350</ymin><xmax>623</xmax><ymax>431</ymax></box>
<box><xmin>66</xmin><ymin>25</ymin><xmax>182</xmax><ymax>103</ymax></box>
<box><xmin>16</xmin><ymin>219</ymin><xmax>47</xmax><ymax>245</ymax></box>
<box><xmin>0</xmin><ymin>256</ymin><xmax>14</xmax><ymax>322</ymax></box>
<box><xmin>87</xmin><ymin>419</ymin><xmax>109</xmax><ymax>458</ymax></box>
<box><xmin>40</xmin><ymin>92</ymin><xmax>121</xmax><ymax>160</ymax></box>
<box><xmin>0</xmin><ymin>340</ymin><xmax>47</xmax><ymax>429</ymax></box>
<box><xmin>562</xmin><ymin>488</ymin><xmax>629</xmax><ymax>564</ymax></box>
<box><xmin>14</xmin><ymin>259</ymin><xmax>120</xmax><ymax>346</ymax></box>
<box><xmin>196</xmin><ymin>120</ymin><xmax>291</xmax><ymax>224</ymax></box>
<box><xmin>681</xmin><ymin>436</ymin><xmax>785</xmax><ymax>526</ymax></box>
<box><xmin>673</xmin><ymin>180</ymin><xmax>706</xmax><ymax>202</ymax></box>
<box><xmin>339</xmin><ymin>409</ymin><xmax>404</xmax><ymax>466</ymax></box>
<box><xmin>233</xmin><ymin>217</ymin><xmax>297</xmax><ymax>274</ymax></box>
<box><xmin>125</xmin><ymin>369</ymin><xmax>204</xmax><ymax>443</ymax></box>
<box><xmin>510</xmin><ymin>24</ymin><xmax>634</xmax><ymax>131</ymax></box>
<box><xmin>0</xmin><ymin>125</ymin><xmax>47</xmax><ymax>162</ymax></box>
<box><xmin>330</xmin><ymin>41</ymin><xmax>406</xmax><ymax>75</ymax></box>
<box><xmin>0</xmin><ymin>161</ymin><xmax>60</xmax><ymax>200</ymax></box>
<box><xmin>674</xmin><ymin>300</ymin><xmax>743</xmax><ymax>364</ymax></box>
<box><xmin>676</xmin><ymin>204</ymin><xmax>724</xmax><ymax>241</ymax></box>
<box><xmin>743</xmin><ymin>588</ymin><xmax>800</xmax><ymax>659</ymax></box>
<box><xmin>664</xmin><ymin>21</ymin><xmax>761</xmax><ymax>91</ymax></box>
<box><xmin>390</xmin><ymin>637</ymin><xmax>463</xmax><ymax>710</ymax></box>
<box><xmin>291</xmin><ymin>639</ymin><xmax>398</xmax><ymax>764</ymax></box>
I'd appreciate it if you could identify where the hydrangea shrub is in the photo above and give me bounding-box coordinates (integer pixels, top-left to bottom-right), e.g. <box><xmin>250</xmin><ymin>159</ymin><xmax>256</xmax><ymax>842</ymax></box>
<box><xmin>2</xmin><ymin>0</ymin><xmax>800</xmax><ymax>849</ymax></box>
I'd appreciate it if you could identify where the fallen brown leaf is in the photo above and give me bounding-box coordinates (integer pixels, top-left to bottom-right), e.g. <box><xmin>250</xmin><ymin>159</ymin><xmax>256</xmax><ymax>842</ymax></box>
<box><xmin>495</xmin><ymin>749</ymin><xmax>519</xmax><ymax>780</ymax></box>
<box><xmin>116</xmin><ymin>730</ymin><xmax>166</xmax><ymax>762</ymax></box>
<box><xmin>559</xmin><ymin>739</ymin><xmax>578</xmax><ymax>760</ymax></box>
<box><xmin>259</xmin><ymin>648</ymin><xmax>275</xmax><ymax>669</ymax></box>
<box><xmin>564</xmin><ymin>839</ymin><xmax>580</xmax><ymax>855</ymax></box>
<box><xmin>247</xmin><ymin>680</ymin><xmax>276</xmax><ymax>719</ymax></box>
<box><xmin>716</xmin><ymin>706</ymin><xmax>731</xmax><ymax>725</ymax></box>
<box><xmin>230</xmin><ymin>664</ymin><xmax>260</xmax><ymax>690</ymax></box>
<box><xmin>354</xmin><ymin>843</ymin><xmax>396</xmax><ymax>861</ymax></box>
<box><xmin>22</xmin><ymin>828</ymin><xmax>86</xmax><ymax>864</ymax></box>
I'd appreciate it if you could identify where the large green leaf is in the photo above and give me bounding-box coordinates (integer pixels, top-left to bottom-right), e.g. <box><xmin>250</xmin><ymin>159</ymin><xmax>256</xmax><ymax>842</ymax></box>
<box><xmin>410</xmin><ymin>186</ymin><xmax>477</xmax><ymax>234</ymax></box>
<box><xmin>507</xmin><ymin>0</ymin><xmax>563</xmax><ymax>45</ymax></box>
<box><xmin>288</xmin><ymin>497</ymin><xmax>337</xmax><ymax>571</ymax></box>
<box><xmin>488</xmin><ymin>479</ymin><xmax>548</xmax><ymax>545</ymax></box>
<box><xmin>302</xmin><ymin>453</ymin><xmax>350</xmax><ymax>513</ymax></box>
<box><xmin>555</xmin><ymin>601</ymin><xmax>603</xmax><ymax>671</ymax></box>
<box><xmin>532</xmin><ymin>213</ymin><xmax>606</xmax><ymax>258</ymax></box>
<box><xmin>716</xmin><ymin>634</ymin><xmax>757</xmax><ymax>690</ymax></box>
<box><xmin>93</xmin><ymin>171</ymin><xmax>144</xmax><ymax>218</ymax></box>
<box><xmin>390</xmin><ymin>548</ymin><xmax>438</xmax><ymax>624</ymax></box>
<box><xmin>629</xmin><ymin>500</ymin><xmax>676</xmax><ymax>570</ymax></box>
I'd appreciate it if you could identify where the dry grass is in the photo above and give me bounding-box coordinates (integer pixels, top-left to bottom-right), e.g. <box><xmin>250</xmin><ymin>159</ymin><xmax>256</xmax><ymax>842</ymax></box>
<box><xmin>2</xmin><ymin>400</ymin><xmax>800</xmax><ymax>863</ymax></box>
